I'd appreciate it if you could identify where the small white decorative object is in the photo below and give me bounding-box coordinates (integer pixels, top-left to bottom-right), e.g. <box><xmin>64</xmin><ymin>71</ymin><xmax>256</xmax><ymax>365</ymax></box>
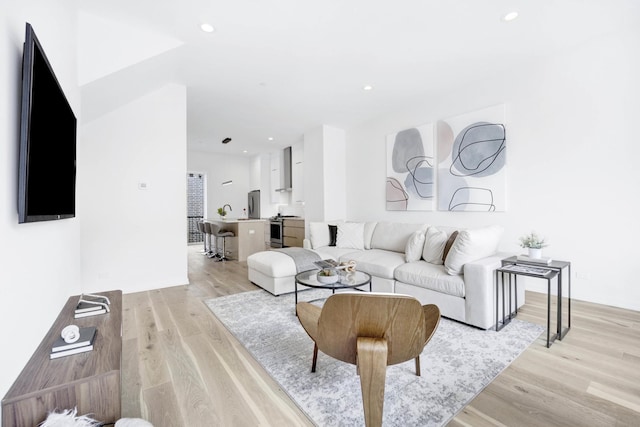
<box><xmin>40</xmin><ymin>408</ymin><xmax>101</xmax><ymax>427</ymax></box>
<box><xmin>528</xmin><ymin>247</ymin><xmax>542</xmax><ymax>259</ymax></box>
<box><xmin>61</xmin><ymin>325</ymin><xmax>80</xmax><ymax>344</ymax></box>
<box><xmin>40</xmin><ymin>407</ymin><xmax>153</xmax><ymax>427</ymax></box>
<box><xmin>339</xmin><ymin>260</ymin><xmax>357</xmax><ymax>272</ymax></box>
<box><xmin>317</xmin><ymin>269</ymin><xmax>339</xmax><ymax>284</ymax></box>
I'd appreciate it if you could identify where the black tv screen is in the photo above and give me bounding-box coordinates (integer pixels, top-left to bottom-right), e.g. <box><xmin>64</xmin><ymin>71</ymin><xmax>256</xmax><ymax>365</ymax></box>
<box><xmin>18</xmin><ymin>23</ymin><xmax>76</xmax><ymax>223</ymax></box>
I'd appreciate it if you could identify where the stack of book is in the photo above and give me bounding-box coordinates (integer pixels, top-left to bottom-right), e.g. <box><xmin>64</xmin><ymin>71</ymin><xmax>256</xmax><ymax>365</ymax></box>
<box><xmin>74</xmin><ymin>293</ymin><xmax>111</xmax><ymax>318</ymax></box>
<box><xmin>50</xmin><ymin>326</ymin><xmax>97</xmax><ymax>359</ymax></box>
<box><xmin>314</xmin><ymin>259</ymin><xmax>339</xmax><ymax>269</ymax></box>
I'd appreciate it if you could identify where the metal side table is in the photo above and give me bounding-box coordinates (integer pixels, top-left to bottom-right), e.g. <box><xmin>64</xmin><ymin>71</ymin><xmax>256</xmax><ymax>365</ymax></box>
<box><xmin>498</xmin><ymin>257</ymin><xmax>571</xmax><ymax>347</ymax></box>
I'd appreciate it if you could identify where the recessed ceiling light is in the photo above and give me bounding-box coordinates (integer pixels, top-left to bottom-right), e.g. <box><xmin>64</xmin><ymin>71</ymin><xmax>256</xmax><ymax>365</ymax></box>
<box><xmin>502</xmin><ymin>12</ymin><xmax>519</xmax><ymax>22</ymax></box>
<box><xmin>243</xmin><ymin>150</ymin><xmax>248</xmax><ymax>154</ymax></box>
<box><xmin>268</xmin><ymin>137</ymin><xmax>274</xmax><ymax>141</ymax></box>
<box><xmin>363</xmin><ymin>85</ymin><xmax>374</xmax><ymax>91</ymax></box>
<box><xmin>200</xmin><ymin>23</ymin><xmax>215</xmax><ymax>33</ymax></box>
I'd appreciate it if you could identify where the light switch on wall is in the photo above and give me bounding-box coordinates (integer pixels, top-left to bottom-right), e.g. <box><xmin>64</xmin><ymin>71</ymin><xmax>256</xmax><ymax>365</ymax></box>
<box><xmin>138</xmin><ymin>182</ymin><xmax>149</xmax><ymax>190</ymax></box>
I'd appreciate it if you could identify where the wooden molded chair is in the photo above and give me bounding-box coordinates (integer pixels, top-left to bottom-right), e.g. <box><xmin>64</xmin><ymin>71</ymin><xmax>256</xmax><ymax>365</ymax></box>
<box><xmin>296</xmin><ymin>293</ymin><xmax>440</xmax><ymax>427</ymax></box>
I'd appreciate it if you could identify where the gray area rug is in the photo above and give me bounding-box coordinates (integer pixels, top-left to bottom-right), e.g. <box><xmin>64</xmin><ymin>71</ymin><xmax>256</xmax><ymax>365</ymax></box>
<box><xmin>205</xmin><ymin>289</ymin><xmax>544</xmax><ymax>426</ymax></box>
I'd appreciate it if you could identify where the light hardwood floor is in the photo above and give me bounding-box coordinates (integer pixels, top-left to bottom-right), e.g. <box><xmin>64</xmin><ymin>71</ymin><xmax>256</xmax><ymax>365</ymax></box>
<box><xmin>121</xmin><ymin>246</ymin><xmax>640</xmax><ymax>426</ymax></box>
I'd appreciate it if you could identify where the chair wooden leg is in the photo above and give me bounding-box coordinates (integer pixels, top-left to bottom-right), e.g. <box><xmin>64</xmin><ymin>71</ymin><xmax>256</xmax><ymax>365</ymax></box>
<box><xmin>311</xmin><ymin>343</ymin><xmax>318</xmax><ymax>373</ymax></box>
<box><xmin>356</xmin><ymin>337</ymin><xmax>388</xmax><ymax>427</ymax></box>
<box><xmin>415</xmin><ymin>356</ymin><xmax>421</xmax><ymax>376</ymax></box>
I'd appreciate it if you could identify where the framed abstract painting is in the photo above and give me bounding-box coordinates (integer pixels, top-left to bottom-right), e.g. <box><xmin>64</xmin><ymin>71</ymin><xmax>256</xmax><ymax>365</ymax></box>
<box><xmin>436</xmin><ymin>104</ymin><xmax>507</xmax><ymax>212</ymax></box>
<box><xmin>386</xmin><ymin>123</ymin><xmax>435</xmax><ymax>211</ymax></box>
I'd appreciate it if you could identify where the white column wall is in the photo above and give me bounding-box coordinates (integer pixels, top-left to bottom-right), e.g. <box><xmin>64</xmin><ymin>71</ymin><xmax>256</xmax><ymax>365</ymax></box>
<box><xmin>345</xmin><ymin>24</ymin><xmax>640</xmax><ymax>311</ymax></box>
<box><xmin>0</xmin><ymin>0</ymin><xmax>81</xmax><ymax>406</ymax></box>
<box><xmin>303</xmin><ymin>126</ymin><xmax>324</xmax><ymax>222</ymax></box>
<box><xmin>304</xmin><ymin>125</ymin><xmax>347</xmax><ymax>223</ymax></box>
<box><xmin>322</xmin><ymin>126</ymin><xmax>347</xmax><ymax>222</ymax></box>
<box><xmin>79</xmin><ymin>84</ymin><xmax>188</xmax><ymax>293</ymax></box>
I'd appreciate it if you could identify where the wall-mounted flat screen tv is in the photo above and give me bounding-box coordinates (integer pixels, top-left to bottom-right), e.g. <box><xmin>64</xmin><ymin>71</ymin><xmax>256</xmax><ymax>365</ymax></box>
<box><xmin>18</xmin><ymin>22</ymin><xmax>77</xmax><ymax>223</ymax></box>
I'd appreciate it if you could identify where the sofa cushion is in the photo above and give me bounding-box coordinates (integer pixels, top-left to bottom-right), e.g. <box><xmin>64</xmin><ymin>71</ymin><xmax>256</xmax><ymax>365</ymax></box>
<box><xmin>328</xmin><ymin>225</ymin><xmax>337</xmax><ymax>246</ymax></box>
<box><xmin>309</xmin><ymin>222</ymin><xmax>331</xmax><ymax>249</ymax></box>
<box><xmin>247</xmin><ymin>251</ymin><xmax>297</xmax><ymax>277</ymax></box>
<box><xmin>363</xmin><ymin>222</ymin><xmax>377</xmax><ymax>249</ymax></box>
<box><xmin>395</xmin><ymin>261</ymin><xmax>466</xmax><ymax>297</ymax></box>
<box><xmin>444</xmin><ymin>225</ymin><xmax>503</xmax><ymax>275</ymax></box>
<box><xmin>442</xmin><ymin>230</ymin><xmax>459</xmax><ymax>262</ymax></box>
<box><xmin>340</xmin><ymin>249</ymin><xmax>405</xmax><ymax>280</ymax></box>
<box><xmin>405</xmin><ymin>231</ymin><xmax>425</xmax><ymax>262</ymax></box>
<box><xmin>309</xmin><ymin>221</ymin><xmax>343</xmax><ymax>248</ymax></box>
<box><xmin>422</xmin><ymin>226</ymin><xmax>448</xmax><ymax>264</ymax></box>
<box><xmin>337</xmin><ymin>222</ymin><xmax>365</xmax><ymax>250</ymax></box>
<box><xmin>311</xmin><ymin>246</ymin><xmax>362</xmax><ymax>261</ymax></box>
<box><xmin>370</xmin><ymin>222</ymin><xmax>428</xmax><ymax>253</ymax></box>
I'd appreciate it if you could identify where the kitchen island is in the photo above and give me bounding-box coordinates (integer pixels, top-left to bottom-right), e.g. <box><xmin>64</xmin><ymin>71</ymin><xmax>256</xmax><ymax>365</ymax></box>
<box><xmin>205</xmin><ymin>219</ymin><xmax>266</xmax><ymax>261</ymax></box>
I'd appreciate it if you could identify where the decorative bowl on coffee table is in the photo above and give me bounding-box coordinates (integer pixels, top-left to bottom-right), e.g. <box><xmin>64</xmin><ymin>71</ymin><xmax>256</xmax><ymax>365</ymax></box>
<box><xmin>316</xmin><ymin>270</ymin><xmax>339</xmax><ymax>284</ymax></box>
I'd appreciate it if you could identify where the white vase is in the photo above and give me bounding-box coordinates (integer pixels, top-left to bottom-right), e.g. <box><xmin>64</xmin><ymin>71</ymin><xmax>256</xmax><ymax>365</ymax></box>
<box><xmin>528</xmin><ymin>248</ymin><xmax>542</xmax><ymax>259</ymax></box>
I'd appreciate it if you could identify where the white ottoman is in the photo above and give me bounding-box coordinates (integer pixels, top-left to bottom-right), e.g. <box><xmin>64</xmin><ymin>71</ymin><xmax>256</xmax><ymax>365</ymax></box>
<box><xmin>247</xmin><ymin>251</ymin><xmax>298</xmax><ymax>295</ymax></box>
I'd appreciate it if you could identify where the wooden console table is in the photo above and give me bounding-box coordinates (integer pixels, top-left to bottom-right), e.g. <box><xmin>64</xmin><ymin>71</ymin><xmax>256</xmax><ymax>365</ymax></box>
<box><xmin>2</xmin><ymin>290</ymin><xmax>122</xmax><ymax>426</ymax></box>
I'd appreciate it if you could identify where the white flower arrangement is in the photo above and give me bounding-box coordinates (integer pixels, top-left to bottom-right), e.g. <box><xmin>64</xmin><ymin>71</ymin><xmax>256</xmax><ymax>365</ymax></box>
<box><xmin>519</xmin><ymin>231</ymin><xmax>548</xmax><ymax>249</ymax></box>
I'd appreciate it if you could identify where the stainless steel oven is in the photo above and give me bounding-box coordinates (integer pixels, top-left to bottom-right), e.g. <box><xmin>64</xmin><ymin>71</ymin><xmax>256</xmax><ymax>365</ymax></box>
<box><xmin>270</xmin><ymin>219</ymin><xmax>283</xmax><ymax>248</ymax></box>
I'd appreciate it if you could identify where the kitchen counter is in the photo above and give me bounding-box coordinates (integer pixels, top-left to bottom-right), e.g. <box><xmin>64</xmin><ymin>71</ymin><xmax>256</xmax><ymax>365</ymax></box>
<box><xmin>205</xmin><ymin>219</ymin><xmax>266</xmax><ymax>261</ymax></box>
<box><xmin>211</xmin><ymin>218</ymin><xmax>265</xmax><ymax>223</ymax></box>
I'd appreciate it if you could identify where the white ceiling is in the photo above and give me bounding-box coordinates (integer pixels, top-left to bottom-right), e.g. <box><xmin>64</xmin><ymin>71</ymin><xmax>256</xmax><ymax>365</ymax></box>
<box><xmin>78</xmin><ymin>0</ymin><xmax>640</xmax><ymax>156</ymax></box>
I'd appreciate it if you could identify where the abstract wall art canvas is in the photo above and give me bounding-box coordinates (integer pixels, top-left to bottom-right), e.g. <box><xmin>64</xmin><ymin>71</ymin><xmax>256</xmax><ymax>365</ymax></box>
<box><xmin>437</xmin><ymin>104</ymin><xmax>507</xmax><ymax>212</ymax></box>
<box><xmin>386</xmin><ymin>123</ymin><xmax>435</xmax><ymax>211</ymax></box>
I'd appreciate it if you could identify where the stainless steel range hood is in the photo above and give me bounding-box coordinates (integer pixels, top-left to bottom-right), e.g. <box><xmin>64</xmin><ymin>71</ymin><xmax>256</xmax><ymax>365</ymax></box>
<box><xmin>275</xmin><ymin>146</ymin><xmax>292</xmax><ymax>192</ymax></box>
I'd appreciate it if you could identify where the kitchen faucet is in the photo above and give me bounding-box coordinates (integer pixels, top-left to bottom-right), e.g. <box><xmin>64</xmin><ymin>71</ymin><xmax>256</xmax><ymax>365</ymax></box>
<box><xmin>223</xmin><ymin>204</ymin><xmax>232</xmax><ymax>215</ymax></box>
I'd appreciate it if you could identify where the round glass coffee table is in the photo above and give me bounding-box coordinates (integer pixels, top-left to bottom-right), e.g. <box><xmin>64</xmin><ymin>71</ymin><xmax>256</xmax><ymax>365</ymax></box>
<box><xmin>294</xmin><ymin>269</ymin><xmax>372</xmax><ymax>308</ymax></box>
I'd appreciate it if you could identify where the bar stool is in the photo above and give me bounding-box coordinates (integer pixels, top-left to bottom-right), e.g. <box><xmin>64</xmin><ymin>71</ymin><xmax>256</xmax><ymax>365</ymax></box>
<box><xmin>203</xmin><ymin>222</ymin><xmax>217</xmax><ymax>258</ymax></box>
<box><xmin>210</xmin><ymin>223</ymin><xmax>235</xmax><ymax>261</ymax></box>
<box><xmin>197</xmin><ymin>221</ymin><xmax>207</xmax><ymax>254</ymax></box>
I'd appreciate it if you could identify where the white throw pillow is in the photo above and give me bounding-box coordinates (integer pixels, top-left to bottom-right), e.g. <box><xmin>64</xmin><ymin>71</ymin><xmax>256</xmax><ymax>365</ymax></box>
<box><xmin>444</xmin><ymin>225</ymin><xmax>504</xmax><ymax>275</ymax></box>
<box><xmin>405</xmin><ymin>231</ymin><xmax>426</xmax><ymax>262</ymax></box>
<box><xmin>422</xmin><ymin>226</ymin><xmax>448</xmax><ymax>265</ymax></box>
<box><xmin>309</xmin><ymin>222</ymin><xmax>330</xmax><ymax>248</ymax></box>
<box><xmin>363</xmin><ymin>222</ymin><xmax>377</xmax><ymax>249</ymax></box>
<box><xmin>337</xmin><ymin>223</ymin><xmax>365</xmax><ymax>250</ymax></box>
<box><xmin>370</xmin><ymin>222</ymin><xmax>427</xmax><ymax>253</ymax></box>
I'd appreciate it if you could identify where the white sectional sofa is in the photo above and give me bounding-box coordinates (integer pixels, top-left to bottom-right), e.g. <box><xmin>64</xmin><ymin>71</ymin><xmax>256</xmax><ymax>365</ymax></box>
<box><xmin>247</xmin><ymin>221</ymin><xmax>523</xmax><ymax>330</ymax></box>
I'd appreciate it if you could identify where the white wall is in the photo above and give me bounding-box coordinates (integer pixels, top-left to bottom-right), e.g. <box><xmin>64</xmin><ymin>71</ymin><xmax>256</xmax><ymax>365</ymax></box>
<box><xmin>346</xmin><ymin>24</ymin><xmax>640</xmax><ymax>311</ymax></box>
<box><xmin>80</xmin><ymin>84</ymin><xmax>188</xmax><ymax>293</ymax></box>
<box><xmin>188</xmin><ymin>151</ymin><xmax>252</xmax><ymax>219</ymax></box>
<box><xmin>304</xmin><ymin>125</ymin><xmax>347</xmax><ymax>222</ymax></box>
<box><xmin>0</xmin><ymin>0</ymin><xmax>81</xmax><ymax>406</ymax></box>
<box><xmin>250</xmin><ymin>154</ymin><xmax>261</xmax><ymax>191</ymax></box>
<box><xmin>322</xmin><ymin>126</ymin><xmax>347</xmax><ymax>221</ymax></box>
<box><xmin>77</xmin><ymin>11</ymin><xmax>183</xmax><ymax>86</ymax></box>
